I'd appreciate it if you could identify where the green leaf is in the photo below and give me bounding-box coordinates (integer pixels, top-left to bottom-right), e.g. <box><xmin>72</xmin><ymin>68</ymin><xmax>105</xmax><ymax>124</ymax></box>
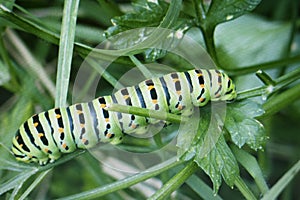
<box><xmin>225</xmin><ymin>100</ymin><xmax>267</xmax><ymax>150</ymax></box>
<box><xmin>177</xmin><ymin>105</ymin><xmax>239</xmax><ymax>192</ymax></box>
<box><xmin>196</xmin><ymin>135</ymin><xmax>239</xmax><ymax>192</ymax></box>
<box><xmin>205</xmin><ymin>0</ymin><xmax>262</xmax><ymax>27</ymax></box>
<box><xmin>105</xmin><ymin>0</ymin><xmax>189</xmax><ymax>61</ymax></box>
<box><xmin>176</xmin><ymin>111</ymin><xmax>199</xmax><ymax>160</ymax></box>
<box><xmin>216</xmin><ymin>15</ymin><xmax>291</xmax><ymax>71</ymax></box>
<box><xmin>105</xmin><ymin>0</ymin><xmax>168</xmax><ymax>36</ymax></box>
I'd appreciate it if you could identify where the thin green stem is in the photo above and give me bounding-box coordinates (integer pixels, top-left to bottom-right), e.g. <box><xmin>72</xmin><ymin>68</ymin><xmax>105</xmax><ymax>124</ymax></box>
<box><xmin>231</xmin><ymin>145</ymin><xmax>269</xmax><ymax>194</ymax></box>
<box><xmin>261</xmin><ymin>159</ymin><xmax>300</xmax><ymax>200</ymax></box>
<box><xmin>106</xmin><ymin>104</ymin><xmax>185</xmax><ymax>124</ymax></box>
<box><xmin>237</xmin><ymin>66</ymin><xmax>300</xmax><ymax>101</ymax></box>
<box><xmin>275</xmin><ymin>66</ymin><xmax>300</xmax><ymax>85</ymax></box>
<box><xmin>148</xmin><ymin>161</ymin><xmax>198</xmax><ymax>200</ymax></box>
<box><xmin>192</xmin><ymin>0</ymin><xmax>205</xmax><ymax>26</ymax></box>
<box><xmin>19</xmin><ymin>169</ymin><xmax>51</xmax><ymax>200</ymax></box>
<box><xmin>5</xmin><ymin>29</ymin><xmax>56</xmax><ymax>97</ymax></box>
<box><xmin>224</xmin><ymin>54</ymin><xmax>300</xmax><ymax>75</ymax></box>
<box><xmin>0</xmin><ymin>168</ymin><xmax>38</xmax><ymax>196</ymax></box>
<box><xmin>83</xmin><ymin>56</ymin><xmax>124</xmax><ymax>90</ymax></box>
<box><xmin>277</xmin><ymin>0</ymin><xmax>298</xmax><ymax>77</ymax></box>
<box><xmin>129</xmin><ymin>55</ymin><xmax>153</xmax><ymax>79</ymax></box>
<box><xmin>259</xmin><ymin>82</ymin><xmax>300</xmax><ymax>119</ymax></box>
<box><xmin>237</xmin><ymin>87</ymin><xmax>265</xmax><ymax>101</ymax></box>
<box><xmin>38</xmin><ymin>150</ymin><xmax>85</xmax><ymax>171</ymax></box>
<box><xmin>201</xmin><ymin>25</ymin><xmax>219</xmax><ymax>67</ymax></box>
<box><xmin>57</xmin><ymin>158</ymin><xmax>184</xmax><ymax>200</ymax></box>
<box><xmin>234</xmin><ymin>176</ymin><xmax>257</xmax><ymax>200</ymax></box>
<box><xmin>0</xmin><ymin>31</ymin><xmax>20</xmax><ymax>92</ymax></box>
<box><xmin>159</xmin><ymin>0</ymin><xmax>182</xmax><ymax>29</ymax></box>
<box><xmin>55</xmin><ymin>0</ymin><xmax>80</xmax><ymax>107</ymax></box>
<box><xmin>186</xmin><ymin>175</ymin><xmax>223</xmax><ymax>200</ymax></box>
<box><xmin>0</xmin><ymin>4</ymin><xmax>60</xmax><ymax>44</ymax></box>
<box><xmin>256</xmin><ymin>70</ymin><xmax>276</xmax><ymax>86</ymax></box>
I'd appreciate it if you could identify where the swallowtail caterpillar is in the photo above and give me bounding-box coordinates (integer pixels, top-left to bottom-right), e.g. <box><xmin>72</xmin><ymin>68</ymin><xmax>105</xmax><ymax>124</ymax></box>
<box><xmin>12</xmin><ymin>69</ymin><xmax>237</xmax><ymax>165</ymax></box>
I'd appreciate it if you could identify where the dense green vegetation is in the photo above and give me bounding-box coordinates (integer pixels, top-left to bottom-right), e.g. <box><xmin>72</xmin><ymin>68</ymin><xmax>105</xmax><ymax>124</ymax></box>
<box><xmin>0</xmin><ymin>0</ymin><xmax>299</xmax><ymax>199</ymax></box>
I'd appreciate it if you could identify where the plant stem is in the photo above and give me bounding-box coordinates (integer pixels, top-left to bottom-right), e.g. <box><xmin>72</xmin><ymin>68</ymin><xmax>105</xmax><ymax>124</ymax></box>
<box><xmin>261</xmin><ymin>159</ymin><xmax>300</xmax><ymax>200</ymax></box>
<box><xmin>18</xmin><ymin>169</ymin><xmax>51</xmax><ymax>200</ymax></box>
<box><xmin>55</xmin><ymin>0</ymin><xmax>80</xmax><ymax>107</ymax></box>
<box><xmin>159</xmin><ymin>0</ymin><xmax>182</xmax><ymax>29</ymax></box>
<box><xmin>224</xmin><ymin>54</ymin><xmax>300</xmax><ymax>75</ymax></box>
<box><xmin>192</xmin><ymin>0</ymin><xmax>205</xmax><ymax>26</ymax></box>
<box><xmin>231</xmin><ymin>145</ymin><xmax>269</xmax><ymax>194</ymax></box>
<box><xmin>234</xmin><ymin>176</ymin><xmax>257</xmax><ymax>200</ymax></box>
<box><xmin>237</xmin><ymin>87</ymin><xmax>266</xmax><ymax>101</ymax></box>
<box><xmin>106</xmin><ymin>104</ymin><xmax>185</xmax><ymax>124</ymax></box>
<box><xmin>275</xmin><ymin>66</ymin><xmax>300</xmax><ymax>85</ymax></box>
<box><xmin>201</xmin><ymin>25</ymin><xmax>219</xmax><ymax>67</ymax></box>
<box><xmin>0</xmin><ymin>30</ymin><xmax>20</xmax><ymax>92</ymax></box>
<box><xmin>5</xmin><ymin>29</ymin><xmax>56</xmax><ymax>97</ymax></box>
<box><xmin>39</xmin><ymin>150</ymin><xmax>86</xmax><ymax>171</ymax></box>
<box><xmin>259</xmin><ymin>82</ymin><xmax>300</xmax><ymax>119</ymax></box>
<box><xmin>256</xmin><ymin>70</ymin><xmax>276</xmax><ymax>86</ymax></box>
<box><xmin>57</xmin><ymin>158</ymin><xmax>184</xmax><ymax>200</ymax></box>
<box><xmin>148</xmin><ymin>160</ymin><xmax>198</xmax><ymax>200</ymax></box>
<box><xmin>237</xmin><ymin>66</ymin><xmax>300</xmax><ymax>101</ymax></box>
<box><xmin>129</xmin><ymin>55</ymin><xmax>153</xmax><ymax>79</ymax></box>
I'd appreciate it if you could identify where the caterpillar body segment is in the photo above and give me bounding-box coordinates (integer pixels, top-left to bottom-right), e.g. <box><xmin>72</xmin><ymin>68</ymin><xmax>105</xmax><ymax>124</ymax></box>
<box><xmin>12</xmin><ymin>69</ymin><xmax>237</xmax><ymax>165</ymax></box>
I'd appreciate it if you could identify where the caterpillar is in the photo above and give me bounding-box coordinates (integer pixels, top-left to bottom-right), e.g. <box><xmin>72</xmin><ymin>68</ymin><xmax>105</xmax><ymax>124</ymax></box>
<box><xmin>12</xmin><ymin>69</ymin><xmax>237</xmax><ymax>165</ymax></box>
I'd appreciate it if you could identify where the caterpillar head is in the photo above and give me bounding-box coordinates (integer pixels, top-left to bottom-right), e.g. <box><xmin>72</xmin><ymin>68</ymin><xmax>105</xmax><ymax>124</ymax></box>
<box><xmin>209</xmin><ymin>72</ymin><xmax>237</xmax><ymax>102</ymax></box>
<box><xmin>221</xmin><ymin>77</ymin><xmax>237</xmax><ymax>102</ymax></box>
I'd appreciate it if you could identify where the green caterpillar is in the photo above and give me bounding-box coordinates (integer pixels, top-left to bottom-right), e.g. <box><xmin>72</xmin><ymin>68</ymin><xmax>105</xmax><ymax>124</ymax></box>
<box><xmin>12</xmin><ymin>69</ymin><xmax>237</xmax><ymax>165</ymax></box>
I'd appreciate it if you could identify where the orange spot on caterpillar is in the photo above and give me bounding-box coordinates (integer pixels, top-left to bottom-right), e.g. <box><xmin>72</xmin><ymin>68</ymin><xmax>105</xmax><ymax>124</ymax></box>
<box><xmin>152</xmin><ymin>99</ymin><xmax>158</xmax><ymax>104</ymax></box>
<box><xmin>34</xmin><ymin>122</ymin><xmax>39</xmax><ymax>127</ymax></box>
<box><xmin>199</xmin><ymin>98</ymin><xmax>205</xmax><ymax>102</ymax></box>
<box><xmin>131</xmin><ymin>124</ymin><xmax>137</xmax><ymax>129</ymax></box>
<box><xmin>106</xmin><ymin>133</ymin><xmax>112</xmax><ymax>138</ymax></box>
<box><xmin>200</xmin><ymin>84</ymin><xmax>204</xmax><ymax>88</ymax></box>
<box><xmin>77</xmin><ymin>110</ymin><xmax>83</xmax><ymax>114</ymax></box>
<box><xmin>62</xmin><ymin>143</ymin><xmax>67</xmax><ymax>149</ymax></box>
<box><xmin>80</xmin><ymin>123</ymin><xmax>85</xmax><ymax>128</ymax></box>
<box><xmin>58</xmin><ymin>128</ymin><xmax>64</xmax><ymax>133</ymax></box>
<box><xmin>100</xmin><ymin>104</ymin><xmax>106</xmax><ymax>108</ymax></box>
<box><xmin>38</xmin><ymin>133</ymin><xmax>44</xmax><ymax>138</ymax></box>
<box><xmin>177</xmin><ymin>105</ymin><xmax>183</xmax><ymax>110</ymax></box>
<box><xmin>56</xmin><ymin>114</ymin><xmax>61</xmax><ymax>119</ymax></box>
<box><xmin>105</xmin><ymin>118</ymin><xmax>109</xmax><ymax>122</ymax></box>
<box><xmin>148</xmin><ymin>85</ymin><xmax>155</xmax><ymax>90</ymax></box>
<box><xmin>44</xmin><ymin>148</ymin><xmax>49</xmax><ymax>153</ymax></box>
